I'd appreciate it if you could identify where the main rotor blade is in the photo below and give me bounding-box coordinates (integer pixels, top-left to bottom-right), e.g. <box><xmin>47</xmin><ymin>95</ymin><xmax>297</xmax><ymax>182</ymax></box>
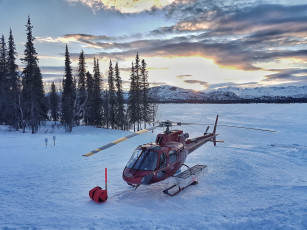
<box><xmin>153</xmin><ymin>120</ymin><xmax>276</xmax><ymax>133</ymax></box>
<box><xmin>217</xmin><ymin>124</ymin><xmax>277</xmax><ymax>132</ymax></box>
<box><xmin>184</xmin><ymin>123</ymin><xmax>276</xmax><ymax>132</ymax></box>
<box><xmin>177</xmin><ymin>122</ymin><xmax>200</xmax><ymax>126</ymax></box>
<box><xmin>83</xmin><ymin>126</ymin><xmax>158</xmax><ymax>157</ymax></box>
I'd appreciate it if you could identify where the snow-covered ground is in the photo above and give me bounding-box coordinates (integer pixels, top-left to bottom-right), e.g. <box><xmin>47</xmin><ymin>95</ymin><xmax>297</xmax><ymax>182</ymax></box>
<box><xmin>0</xmin><ymin>104</ymin><xmax>306</xmax><ymax>229</ymax></box>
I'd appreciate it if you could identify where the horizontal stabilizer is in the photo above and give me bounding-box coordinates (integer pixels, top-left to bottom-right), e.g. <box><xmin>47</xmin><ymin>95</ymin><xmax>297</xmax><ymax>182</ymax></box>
<box><xmin>209</xmin><ymin>140</ymin><xmax>224</xmax><ymax>143</ymax></box>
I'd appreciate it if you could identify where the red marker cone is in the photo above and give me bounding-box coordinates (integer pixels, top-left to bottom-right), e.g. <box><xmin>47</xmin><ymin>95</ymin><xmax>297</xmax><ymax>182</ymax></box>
<box><xmin>89</xmin><ymin>168</ymin><xmax>108</xmax><ymax>203</ymax></box>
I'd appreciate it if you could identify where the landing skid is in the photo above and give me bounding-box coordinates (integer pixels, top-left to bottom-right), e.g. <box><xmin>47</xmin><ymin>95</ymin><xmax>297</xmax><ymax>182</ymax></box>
<box><xmin>163</xmin><ymin>180</ymin><xmax>199</xmax><ymax>196</ymax></box>
<box><xmin>163</xmin><ymin>164</ymin><xmax>207</xmax><ymax>196</ymax></box>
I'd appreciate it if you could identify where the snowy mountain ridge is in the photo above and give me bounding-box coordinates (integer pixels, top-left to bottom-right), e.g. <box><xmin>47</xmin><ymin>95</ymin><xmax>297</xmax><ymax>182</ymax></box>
<box><xmin>147</xmin><ymin>85</ymin><xmax>307</xmax><ymax>102</ymax></box>
<box><xmin>215</xmin><ymin>85</ymin><xmax>307</xmax><ymax>99</ymax></box>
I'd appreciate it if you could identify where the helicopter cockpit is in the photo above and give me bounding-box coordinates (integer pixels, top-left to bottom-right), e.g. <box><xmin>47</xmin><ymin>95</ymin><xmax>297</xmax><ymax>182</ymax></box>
<box><xmin>126</xmin><ymin>148</ymin><xmax>158</xmax><ymax>171</ymax></box>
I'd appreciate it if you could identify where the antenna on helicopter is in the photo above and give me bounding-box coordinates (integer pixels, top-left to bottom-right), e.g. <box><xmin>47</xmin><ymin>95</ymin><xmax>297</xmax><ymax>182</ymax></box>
<box><xmin>204</xmin><ymin>126</ymin><xmax>210</xmax><ymax>135</ymax></box>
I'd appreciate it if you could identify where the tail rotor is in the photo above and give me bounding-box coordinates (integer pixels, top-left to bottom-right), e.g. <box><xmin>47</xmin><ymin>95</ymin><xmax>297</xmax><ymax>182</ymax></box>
<box><xmin>213</xmin><ymin>115</ymin><xmax>219</xmax><ymax>146</ymax></box>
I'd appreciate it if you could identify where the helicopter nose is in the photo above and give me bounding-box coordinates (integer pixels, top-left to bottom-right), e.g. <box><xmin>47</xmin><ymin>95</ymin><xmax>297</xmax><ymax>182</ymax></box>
<box><xmin>123</xmin><ymin>168</ymin><xmax>134</xmax><ymax>178</ymax></box>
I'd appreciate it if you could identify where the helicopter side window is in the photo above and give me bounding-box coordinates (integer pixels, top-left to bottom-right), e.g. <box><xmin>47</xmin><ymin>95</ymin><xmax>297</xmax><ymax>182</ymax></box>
<box><xmin>159</xmin><ymin>153</ymin><xmax>167</xmax><ymax>169</ymax></box>
<box><xmin>157</xmin><ymin>153</ymin><xmax>167</xmax><ymax>179</ymax></box>
<box><xmin>169</xmin><ymin>150</ymin><xmax>177</xmax><ymax>164</ymax></box>
<box><xmin>157</xmin><ymin>136</ymin><xmax>163</xmax><ymax>145</ymax></box>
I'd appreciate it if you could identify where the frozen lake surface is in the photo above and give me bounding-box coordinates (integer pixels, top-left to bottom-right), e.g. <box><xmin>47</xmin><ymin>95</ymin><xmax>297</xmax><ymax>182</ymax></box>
<box><xmin>0</xmin><ymin>104</ymin><xmax>306</xmax><ymax>229</ymax></box>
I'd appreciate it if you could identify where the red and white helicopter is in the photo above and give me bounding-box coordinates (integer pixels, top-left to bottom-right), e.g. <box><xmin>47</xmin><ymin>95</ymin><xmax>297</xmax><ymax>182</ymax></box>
<box><xmin>84</xmin><ymin>115</ymin><xmax>275</xmax><ymax>196</ymax></box>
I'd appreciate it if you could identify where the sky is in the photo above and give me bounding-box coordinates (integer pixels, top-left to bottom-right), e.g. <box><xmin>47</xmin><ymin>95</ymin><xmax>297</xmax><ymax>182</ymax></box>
<box><xmin>0</xmin><ymin>0</ymin><xmax>306</xmax><ymax>91</ymax></box>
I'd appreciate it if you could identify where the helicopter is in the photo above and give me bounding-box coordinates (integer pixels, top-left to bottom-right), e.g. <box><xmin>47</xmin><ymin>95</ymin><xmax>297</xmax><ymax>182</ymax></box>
<box><xmin>83</xmin><ymin>115</ymin><xmax>275</xmax><ymax>196</ymax></box>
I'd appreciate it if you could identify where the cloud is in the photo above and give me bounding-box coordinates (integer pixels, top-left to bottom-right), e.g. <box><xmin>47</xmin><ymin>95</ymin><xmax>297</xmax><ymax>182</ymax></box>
<box><xmin>35</xmin><ymin>1</ymin><xmax>307</xmax><ymax>89</ymax></box>
<box><xmin>62</xmin><ymin>33</ymin><xmax>143</xmax><ymax>42</ymax></box>
<box><xmin>66</xmin><ymin>0</ymin><xmax>177</xmax><ymax>13</ymax></box>
<box><xmin>40</xmin><ymin>66</ymin><xmax>65</xmax><ymax>73</ymax></box>
<box><xmin>42</xmin><ymin>73</ymin><xmax>64</xmax><ymax>80</ymax></box>
<box><xmin>40</xmin><ymin>66</ymin><xmax>65</xmax><ymax>83</ymax></box>
<box><xmin>148</xmin><ymin>3</ymin><xmax>307</xmax><ymax>70</ymax></box>
<box><xmin>62</xmin><ymin>30</ymin><xmax>305</xmax><ymax>72</ymax></box>
<box><xmin>206</xmin><ymin>81</ymin><xmax>259</xmax><ymax>90</ymax></box>
<box><xmin>36</xmin><ymin>36</ymin><xmax>76</xmax><ymax>44</ymax></box>
<box><xmin>177</xmin><ymin>74</ymin><xmax>192</xmax><ymax>78</ymax></box>
<box><xmin>184</xmin><ymin>80</ymin><xmax>209</xmax><ymax>88</ymax></box>
<box><xmin>38</xmin><ymin>2</ymin><xmax>307</xmax><ymax>74</ymax></box>
<box><xmin>264</xmin><ymin>68</ymin><xmax>307</xmax><ymax>81</ymax></box>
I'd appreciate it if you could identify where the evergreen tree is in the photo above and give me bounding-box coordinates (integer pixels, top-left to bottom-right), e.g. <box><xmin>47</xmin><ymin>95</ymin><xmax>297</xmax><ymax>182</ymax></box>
<box><xmin>62</xmin><ymin>45</ymin><xmax>75</xmax><ymax>132</ymax></box>
<box><xmin>127</xmin><ymin>53</ymin><xmax>144</xmax><ymax>131</ymax></box>
<box><xmin>21</xmin><ymin>16</ymin><xmax>47</xmax><ymax>133</ymax></box>
<box><xmin>85</xmin><ymin>71</ymin><xmax>93</xmax><ymax>126</ymax></box>
<box><xmin>107</xmin><ymin>60</ymin><xmax>116</xmax><ymax>129</ymax></box>
<box><xmin>0</xmin><ymin>35</ymin><xmax>8</xmax><ymax>124</ymax></box>
<box><xmin>114</xmin><ymin>62</ymin><xmax>125</xmax><ymax>130</ymax></box>
<box><xmin>127</xmin><ymin>53</ymin><xmax>153</xmax><ymax>131</ymax></box>
<box><xmin>140</xmin><ymin>59</ymin><xmax>151</xmax><ymax>128</ymax></box>
<box><xmin>7</xmin><ymin>28</ymin><xmax>20</xmax><ymax>130</ymax></box>
<box><xmin>75</xmin><ymin>50</ymin><xmax>87</xmax><ymax>125</ymax></box>
<box><xmin>49</xmin><ymin>82</ymin><xmax>59</xmax><ymax>123</ymax></box>
<box><xmin>103</xmin><ymin>89</ymin><xmax>109</xmax><ymax>129</ymax></box>
<box><xmin>92</xmin><ymin>58</ymin><xmax>103</xmax><ymax>127</ymax></box>
<box><xmin>127</xmin><ymin>62</ymin><xmax>137</xmax><ymax>131</ymax></box>
<box><xmin>134</xmin><ymin>53</ymin><xmax>141</xmax><ymax>130</ymax></box>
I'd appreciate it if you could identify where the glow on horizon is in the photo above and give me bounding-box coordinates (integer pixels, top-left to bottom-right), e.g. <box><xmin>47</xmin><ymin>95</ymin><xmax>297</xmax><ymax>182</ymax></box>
<box><xmin>143</xmin><ymin>56</ymin><xmax>271</xmax><ymax>91</ymax></box>
<box><xmin>39</xmin><ymin>54</ymin><xmax>280</xmax><ymax>91</ymax></box>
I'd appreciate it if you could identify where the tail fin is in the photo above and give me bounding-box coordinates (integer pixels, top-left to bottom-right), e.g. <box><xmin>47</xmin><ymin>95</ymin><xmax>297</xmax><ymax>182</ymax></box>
<box><xmin>213</xmin><ymin>115</ymin><xmax>219</xmax><ymax>146</ymax></box>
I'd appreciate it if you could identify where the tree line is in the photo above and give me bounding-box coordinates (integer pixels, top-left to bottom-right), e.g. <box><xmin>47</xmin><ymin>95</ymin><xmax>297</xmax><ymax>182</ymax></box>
<box><xmin>0</xmin><ymin>16</ymin><xmax>156</xmax><ymax>133</ymax></box>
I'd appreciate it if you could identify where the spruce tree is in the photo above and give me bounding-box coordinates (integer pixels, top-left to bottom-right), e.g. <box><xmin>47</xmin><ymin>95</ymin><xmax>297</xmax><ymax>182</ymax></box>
<box><xmin>114</xmin><ymin>62</ymin><xmax>125</xmax><ymax>130</ymax></box>
<box><xmin>134</xmin><ymin>53</ymin><xmax>141</xmax><ymax>130</ymax></box>
<box><xmin>7</xmin><ymin>29</ymin><xmax>20</xmax><ymax>130</ymax></box>
<box><xmin>103</xmin><ymin>89</ymin><xmax>109</xmax><ymax>129</ymax></box>
<box><xmin>75</xmin><ymin>50</ymin><xmax>87</xmax><ymax>125</ymax></box>
<box><xmin>62</xmin><ymin>45</ymin><xmax>75</xmax><ymax>132</ymax></box>
<box><xmin>21</xmin><ymin>16</ymin><xmax>47</xmax><ymax>133</ymax></box>
<box><xmin>107</xmin><ymin>60</ymin><xmax>116</xmax><ymax>129</ymax></box>
<box><xmin>85</xmin><ymin>71</ymin><xmax>93</xmax><ymax>126</ymax></box>
<box><xmin>49</xmin><ymin>82</ymin><xmax>59</xmax><ymax>123</ymax></box>
<box><xmin>92</xmin><ymin>58</ymin><xmax>103</xmax><ymax>127</ymax></box>
<box><xmin>127</xmin><ymin>53</ymin><xmax>153</xmax><ymax>131</ymax></box>
<box><xmin>0</xmin><ymin>35</ymin><xmax>8</xmax><ymax>124</ymax></box>
<box><xmin>127</xmin><ymin>62</ymin><xmax>137</xmax><ymax>131</ymax></box>
<box><xmin>127</xmin><ymin>53</ymin><xmax>144</xmax><ymax>131</ymax></box>
<box><xmin>140</xmin><ymin>59</ymin><xmax>151</xmax><ymax>128</ymax></box>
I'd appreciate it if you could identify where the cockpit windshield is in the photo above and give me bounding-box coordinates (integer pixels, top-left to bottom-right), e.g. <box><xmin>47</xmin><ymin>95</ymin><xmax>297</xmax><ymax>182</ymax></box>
<box><xmin>126</xmin><ymin>148</ymin><xmax>158</xmax><ymax>171</ymax></box>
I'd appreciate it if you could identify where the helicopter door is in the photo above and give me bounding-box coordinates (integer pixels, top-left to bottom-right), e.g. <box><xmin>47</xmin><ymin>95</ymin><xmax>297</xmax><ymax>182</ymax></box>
<box><xmin>169</xmin><ymin>150</ymin><xmax>177</xmax><ymax>165</ymax></box>
<box><xmin>168</xmin><ymin>150</ymin><xmax>180</xmax><ymax>175</ymax></box>
<box><xmin>157</xmin><ymin>152</ymin><xmax>167</xmax><ymax>179</ymax></box>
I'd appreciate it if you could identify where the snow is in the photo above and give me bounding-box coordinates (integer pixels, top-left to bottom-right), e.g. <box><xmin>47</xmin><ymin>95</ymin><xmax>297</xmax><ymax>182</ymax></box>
<box><xmin>216</xmin><ymin>86</ymin><xmax>307</xmax><ymax>99</ymax></box>
<box><xmin>147</xmin><ymin>85</ymin><xmax>307</xmax><ymax>101</ymax></box>
<box><xmin>1</xmin><ymin>104</ymin><xmax>307</xmax><ymax>229</ymax></box>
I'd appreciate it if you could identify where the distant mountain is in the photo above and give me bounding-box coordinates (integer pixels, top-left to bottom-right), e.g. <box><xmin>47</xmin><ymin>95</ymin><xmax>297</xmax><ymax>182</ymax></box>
<box><xmin>148</xmin><ymin>85</ymin><xmax>200</xmax><ymax>102</ymax></box>
<box><xmin>147</xmin><ymin>85</ymin><xmax>240</xmax><ymax>102</ymax></box>
<box><xmin>147</xmin><ymin>85</ymin><xmax>307</xmax><ymax>103</ymax></box>
<box><xmin>215</xmin><ymin>86</ymin><xmax>307</xmax><ymax>99</ymax></box>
